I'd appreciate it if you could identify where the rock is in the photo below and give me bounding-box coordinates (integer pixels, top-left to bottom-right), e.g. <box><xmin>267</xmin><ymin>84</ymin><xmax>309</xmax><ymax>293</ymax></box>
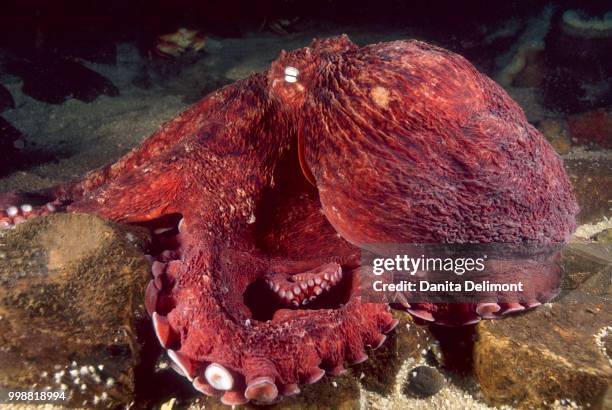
<box><xmin>402</xmin><ymin>365</ymin><xmax>445</xmax><ymax>398</ymax></box>
<box><xmin>0</xmin><ymin>213</ymin><xmax>151</xmax><ymax>408</ymax></box>
<box><xmin>595</xmin><ymin>385</ymin><xmax>612</xmax><ymax>410</ymax></box>
<box><xmin>350</xmin><ymin>310</ymin><xmax>432</xmax><ymax>395</ymax></box>
<box><xmin>568</xmin><ymin>108</ymin><xmax>612</xmax><ymax>149</ymax></box>
<box><xmin>565</xmin><ymin>157</ymin><xmax>612</xmax><ymax>224</ymax></box>
<box><xmin>0</xmin><ymin>84</ymin><xmax>15</xmax><ymax>112</ymax></box>
<box><xmin>538</xmin><ymin>118</ymin><xmax>572</xmax><ymax>155</ymax></box>
<box><xmin>6</xmin><ymin>57</ymin><xmax>119</xmax><ymax>104</ymax></box>
<box><xmin>474</xmin><ymin>251</ymin><xmax>612</xmax><ymax>408</ymax></box>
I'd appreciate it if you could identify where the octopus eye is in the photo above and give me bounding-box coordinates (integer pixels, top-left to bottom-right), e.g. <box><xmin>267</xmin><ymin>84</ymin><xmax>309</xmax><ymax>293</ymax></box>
<box><xmin>284</xmin><ymin>66</ymin><xmax>299</xmax><ymax>83</ymax></box>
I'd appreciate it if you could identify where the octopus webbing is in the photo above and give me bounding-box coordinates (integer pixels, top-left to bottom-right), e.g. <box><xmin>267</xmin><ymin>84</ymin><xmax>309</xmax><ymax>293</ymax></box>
<box><xmin>0</xmin><ymin>35</ymin><xmax>578</xmax><ymax>405</ymax></box>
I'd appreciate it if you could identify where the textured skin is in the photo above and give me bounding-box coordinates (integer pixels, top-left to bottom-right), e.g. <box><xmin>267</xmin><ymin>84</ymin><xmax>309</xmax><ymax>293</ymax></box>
<box><xmin>267</xmin><ymin>37</ymin><xmax>578</xmax><ymax>328</ymax></box>
<box><xmin>269</xmin><ymin>37</ymin><xmax>577</xmax><ymax>245</ymax></box>
<box><xmin>52</xmin><ymin>71</ymin><xmax>394</xmax><ymax>400</ymax></box>
<box><xmin>0</xmin><ymin>36</ymin><xmax>578</xmax><ymax>403</ymax></box>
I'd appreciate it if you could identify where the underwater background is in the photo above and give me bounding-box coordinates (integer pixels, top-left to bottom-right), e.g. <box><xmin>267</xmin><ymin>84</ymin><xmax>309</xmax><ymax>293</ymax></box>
<box><xmin>0</xmin><ymin>1</ymin><xmax>610</xmax><ymax>409</ymax></box>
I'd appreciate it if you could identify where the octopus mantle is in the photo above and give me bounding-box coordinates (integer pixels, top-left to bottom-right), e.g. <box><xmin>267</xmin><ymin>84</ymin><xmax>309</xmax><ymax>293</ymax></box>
<box><xmin>0</xmin><ymin>35</ymin><xmax>577</xmax><ymax>405</ymax></box>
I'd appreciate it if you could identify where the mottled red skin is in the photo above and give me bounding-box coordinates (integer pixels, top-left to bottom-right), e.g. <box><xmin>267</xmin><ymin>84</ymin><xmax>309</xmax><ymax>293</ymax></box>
<box><xmin>0</xmin><ymin>36</ymin><xmax>578</xmax><ymax>402</ymax></box>
<box><xmin>267</xmin><ymin>36</ymin><xmax>577</xmax><ymax>325</ymax></box>
<box><xmin>48</xmin><ymin>70</ymin><xmax>394</xmax><ymax>401</ymax></box>
<box><xmin>270</xmin><ymin>36</ymin><xmax>577</xmax><ymax>245</ymax></box>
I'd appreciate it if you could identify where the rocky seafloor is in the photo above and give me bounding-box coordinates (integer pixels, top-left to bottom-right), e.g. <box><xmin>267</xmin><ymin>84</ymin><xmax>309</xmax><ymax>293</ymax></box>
<box><xmin>0</xmin><ymin>4</ymin><xmax>610</xmax><ymax>410</ymax></box>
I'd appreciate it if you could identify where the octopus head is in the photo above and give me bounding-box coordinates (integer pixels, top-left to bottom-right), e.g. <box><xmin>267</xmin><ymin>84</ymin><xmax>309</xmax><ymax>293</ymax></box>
<box><xmin>268</xmin><ymin>35</ymin><xmax>358</xmax><ymax>110</ymax></box>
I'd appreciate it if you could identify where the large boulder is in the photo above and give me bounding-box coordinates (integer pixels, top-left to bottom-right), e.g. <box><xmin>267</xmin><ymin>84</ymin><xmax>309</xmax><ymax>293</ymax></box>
<box><xmin>474</xmin><ymin>248</ymin><xmax>611</xmax><ymax>408</ymax></box>
<box><xmin>0</xmin><ymin>213</ymin><xmax>151</xmax><ymax>408</ymax></box>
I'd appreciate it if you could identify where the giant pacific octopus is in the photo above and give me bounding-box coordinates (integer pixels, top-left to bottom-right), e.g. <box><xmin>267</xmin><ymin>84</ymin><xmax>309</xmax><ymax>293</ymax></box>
<box><xmin>0</xmin><ymin>36</ymin><xmax>578</xmax><ymax>404</ymax></box>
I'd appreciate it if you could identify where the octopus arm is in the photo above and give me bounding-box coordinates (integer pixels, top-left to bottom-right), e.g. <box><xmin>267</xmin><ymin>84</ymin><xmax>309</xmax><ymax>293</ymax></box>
<box><xmin>67</xmin><ymin>150</ymin><xmax>187</xmax><ymax>223</ymax></box>
<box><xmin>54</xmin><ymin>74</ymin><xmax>274</xmax><ymax>202</ymax></box>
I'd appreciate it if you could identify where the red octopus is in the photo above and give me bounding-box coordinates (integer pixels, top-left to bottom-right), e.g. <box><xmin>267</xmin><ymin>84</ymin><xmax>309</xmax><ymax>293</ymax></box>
<box><xmin>0</xmin><ymin>36</ymin><xmax>577</xmax><ymax>405</ymax></box>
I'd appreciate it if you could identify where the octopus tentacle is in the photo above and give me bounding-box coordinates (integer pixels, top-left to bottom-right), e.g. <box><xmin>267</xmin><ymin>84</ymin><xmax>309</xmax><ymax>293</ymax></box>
<box><xmin>53</xmin><ymin>77</ymin><xmax>265</xmax><ymax>202</ymax></box>
<box><xmin>400</xmin><ymin>300</ymin><xmax>547</xmax><ymax>325</ymax></box>
<box><xmin>0</xmin><ymin>201</ymin><xmax>58</xmax><ymax>228</ymax></box>
<box><xmin>143</xmin><ymin>211</ymin><xmax>394</xmax><ymax>403</ymax></box>
<box><xmin>67</xmin><ymin>150</ymin><xmax>187</xmax><ymax>223</ymax></box>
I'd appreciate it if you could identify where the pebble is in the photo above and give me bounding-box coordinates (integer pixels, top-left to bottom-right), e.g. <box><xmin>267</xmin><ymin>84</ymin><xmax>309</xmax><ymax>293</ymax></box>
<box><xmin>403</xmin><ymin>365</ymin><xmax>445</xmax><ymax>398</ymax></box>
